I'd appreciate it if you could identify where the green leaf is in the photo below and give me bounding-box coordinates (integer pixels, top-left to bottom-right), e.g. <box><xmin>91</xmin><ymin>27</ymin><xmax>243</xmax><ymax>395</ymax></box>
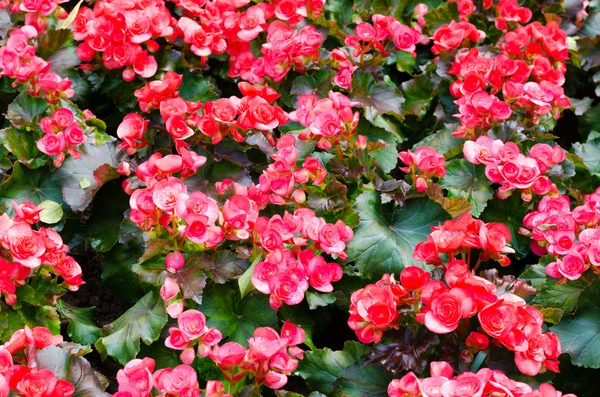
<box><xmin>0</xmin><ymin>127</ymin><xmax>46</xmax><ymax>168</ymax></box>
<box><xmin>413</xmin><ymin>123</ymin><xmax>465</xmax><ymax>158</ymax></box>
<box><xmin>18</xmin><ymin>305</ymin><xmax>61</xmax><ymax>334</ymax></box>
<box><xmin>400</xmin><ymin>74</ymin><xmax>436</xmax><ymax>119</ymax></box>
<box><xmin>95</xmin><ymin>291</ymin><xmax>168</xmax><ymax>365</ymax></box>
<box><xmin>6</xmin><ymin>93</ymin><xmax>50</xmax><ymax>125</ymax></box>
<box><xmin>423</xmin><ymin>2</ymin><xmax>459</xmax><ymax>32</ymax></box>
<box><xmin>359</xmin><ymin>119</ymin><xmax>399</xmax><ymax>173</ymax></box>
<box><xmin>351</xmin><ymin>71</ymin><xmax>404</xmax><ymax>117</ymax></box>
<box><xmin>36</xmin><ymin>346</ymin><xmax>110</xmax><ymax>397</ymax></box>
<box><xmin>335</xmin><ymin>363</ymin><xmax>394</xmax><ymax>397</ymax></box>
<box><xmin>440</xmin><ymin>159</ymin><xmax>493</xmax><ymax>217</ymax></box>
<box><xmin>519</xmin><ymin>263</ymin><xmax>549</xmax><ymax>291</ymax></box>
<box><xmin>83</xmin><ymin>181</ymin><xmax>128</xmax><ymax>252</ymax></box>
<box><xmin>579</xmin><ymin>12</ymin><xmax>600</xmax><ymax>37</ymax></box>
<box><xmin>551</xmin><ymin>280</ymin><xmax>600</xmax><ymax>368</ymax></box>
<box><xmin>533</xmin><ymin>278</ymin><xmax>587</xmax><ymax>313</ymax></box>
<box><xmin>573</xmin><ymin>133</ymin><xmax>600</xmax><ymax>177</ymax></box>
<box><xmin>480</xmin><ymin>194</ymin><xmax>530</xmax><ymax>258</ymax></box>
<box><xmin>100</xmin><ymin>241</ymin><xmax>146</xmax><ymax>306</ymax></box>
<box><xmin>306</xmin><ymin>181</ymin><xmax>349</xmax><ymax>215</ymax></box>
<box><xmin>290</xmin><ymin>70</ymin><xmax>335</xmax><ymax>98</ymax></box>
<box><xmin>305</xmin><ymin>291</ymin><xmax>336</xmax><ymax>310</ymax></box>
<box><xmin>346</xmin><ymin>192</ymin><xmax>450</xmax><ymax>279</ymax></box>
<box><xmin>39</xmin><ymin>200</ymin><xmax>64</xmax><ymax>224</ymax></box>
<box><xmin>0</xmin><ymin>162</ymin><xmax>62</xmax><ymax>215</ymax></box>
<box><xmin>178</xmin><ymin>70</ymin><xmax>220</xmax><ymax>102</ymax></box>
<box><xmin>52</xmin><ymin>141</ymin><xmax>123</xmax><ymax>212</ymax></box>
<box><xmin>56</xmin><ymin>301</ymin><xmax>101</xmax><ymax>346</ymax></box>
<box><xmin>198</xmin><ymin>283</ymin><xmax>277</xmax><ymax>345</ymax></box>
<box><xmin>296</xmin><ymin>341</ymin><xmax>368</xmax><ymax>393</ymax></box>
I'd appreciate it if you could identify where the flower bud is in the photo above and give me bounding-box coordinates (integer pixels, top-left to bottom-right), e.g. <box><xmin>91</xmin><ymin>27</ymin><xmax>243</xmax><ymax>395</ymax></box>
<box><xmin>166</xmin><ymin>251</ymin><xmax>185</xmax><ymax>272</ymax></box>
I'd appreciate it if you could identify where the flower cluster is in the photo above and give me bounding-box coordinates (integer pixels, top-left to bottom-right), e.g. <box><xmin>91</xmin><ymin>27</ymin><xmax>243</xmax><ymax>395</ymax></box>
<box><xmin>73</xmin><ymin>0</ymin><xmax>176</xmax><ymax>80</ymax></box>
<box><xmin>3</xmin><ymin>0</ymin><xmax>68</xmax><ymax>32</ymax></box>
<box><xmin>521</xmin><ymin>190</ymin><xmax>600</xmax><ymax>281</ymax></box>
<box><xmin>203</xmin><ymin>321</ymin><xmax>305</xmax><ymax>390</ymax></box>
<box><xmin>257</xmin><ymin>134</ymin><xmax>327</xmax><ymax>205</ymax></box>
<box><xmin>464</xmin><ymin>137</ymin><xmax>565</xmax><ymax>201</ymax></box>
<box><xmin>413</xmin><ymin>212</ymin><xmax>515</xmax><ymax>267</ymax></box>
<box><xmin>197</xmin><ymin>82</ymin><xmax>288</xmax><ymax>145</ymax></box>
<box><xmin>124</xmin><ymin>143</ymin><xmax>351</xmax><ymax>308</ymax></box>
<box><xmin>0</xmin><ymin>201</ymin><xmax>83</xmax><ymax>305</ymax></box>
<box><xmin>398</xmin><ymin>147</ymin><xmax>446</xmax><ymax>192</ymax></box>
<box><xmin>446</xmin><ymin>19</ymin><xmax>570</xmax><ymax>137</ymax></box>
<box><xmin>0</xmin><ymin>27</ymin><xmax>74</xmax><ymax>103</ymax></box>
<box><xmin>37</xmin><ymin>107</ymin><xmax>89</xmax><ymax>167</ymax></box>
<box><xmin>350</xmin><ymin>260</ymin><xmax>562</xmax><ymax>376</ymax></box>
<box><xmin>113</xmin><ymin>357</ymin><xmax>201</xmax><ymax>397</ymax></box>
<box><xmin>164</xmin><ymin>309</ymin><xmax>222</xmax><ymax>363</ymax></box>
<box><xmin>387</xmin><ymin>361</ymin><xmax>576</xmax><ymax>397</ymax></box>
<box><xmin>332</xmin><ymin>15</ymin><xmax>423</xmax><ymax>89</ymax></box>
<box><xmin>288</xmin><ymin>91</ymin><xmax>360</xmax><ymax>149</ymax></box>
<box><xmin>431</xmin><ymin>21</ymin><xmax>486</xmax><ymax>54</ymax></box>
<box><xmin>169</xmin><ymin>0</ymin><xmax>325</xmax><ymax>83</ymax></box>
<box><xmin>0</xmin><ymin>326</ymin><xmax>73</xmax><ymax>397</ymax></box>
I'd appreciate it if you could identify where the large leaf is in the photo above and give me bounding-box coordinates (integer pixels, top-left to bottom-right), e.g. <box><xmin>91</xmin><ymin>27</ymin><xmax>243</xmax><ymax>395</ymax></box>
<box><xmin>334</xmin><ymin>363</ymin><xmax>394</xmax><ymax>397</ymax></box>
<box><xmin>52</xmin><ymin>141</ymin><xmax>123</xmax><ymax>212</ymax></box>
<box><xmin>83</xmin><ymin>181</ymin><xmax>128</xmax><ymax>252</ymax></box>
<box><xmin>359</xmin><ymin>119</ymin><xmax>400</xmax><ymax>173</ymax></box>
<box><xmin>6</xmin><ymin>93</ymin><xmax>50</xmax><ymax>125</ymax></box>
<box><xmin>346</xmin><ymin>192</ymin><xmax>450</xmax><ymax>279</ymax></box>
<box><xmin>296</xmin><ymin>342</ymin><xmax>368</xmax><ymax>393</ymax></box>
<box><xmin>400</xmin><ymin>74</ymin><xmax>436</xmax><ymax>119</ymax></box>
<box><xmin>95</xmin><ymin>291</ymin><xmax>167</xmax><ymax>365</ymax></box>
<box><xmin>36</xmin><ymin>346</ymin><xmax>110</xmax><ymax>397</ymax></box>
<box><xmin>440</xmin><ymin>159</ymin><xmax>493</xmax><ymax>217</ymax></box>
<box><xmin>532</xmin><ymin>278</ymin><xmax>587</xmax><ymax>313</ymax></box>
<box><xmin>0</xmin><ymin>127</ymin><xmax>46</xmax><ymax>168</ymax></box>
<box><xmin>573</xmin><ymin>132</ymin><xmax>600</xmax><ymax>177</ymax></box>
<box><xmin>100</xmin><ymin>241</ymin><xmax>146</xmax><ymax>306</ymax></box>
<box><xmin>0</xmin><ymin>162</ymin><xmax>63</xmax><ymax>214</ymax></box>
<box><xmin>198</xmin><ymin>283</ymin><xmax>277</xmax><ymax>345</ymax></box>
<box><xmin>413</xmin><ymin>123</ymin><xmax>465</xmax><ymax>158</ymax></box>
<box><xmin>480</xmin><ymin>194</ymin><xmax>530</xmax><ymax>258</ymax></box>
<box><xmin>56</xmin><ymin>301</ymin><xmax>102</xmax><ymax>346</ymax></box>
<box><xmin>351</xmin><ymin>71</ymin><xmax>404</xmax><ymax>117</ymax></box>
<box><xmin>551</xmin><ymin>281</ymin><xmax>600</xmax><ymax>368</ymax></box>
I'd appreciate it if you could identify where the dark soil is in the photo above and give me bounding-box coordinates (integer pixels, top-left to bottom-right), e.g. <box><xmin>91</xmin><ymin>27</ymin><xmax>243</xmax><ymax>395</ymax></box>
<box><xmin>62</xmin><ymin>253</ymin><xmax>126</xmax><ymax>393</ymax></box>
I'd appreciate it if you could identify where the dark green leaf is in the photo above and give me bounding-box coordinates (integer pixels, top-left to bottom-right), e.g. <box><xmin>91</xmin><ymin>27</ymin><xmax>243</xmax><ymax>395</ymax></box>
<box><xmin>0</xmin><ymin>162</ymin><xmax>63</xmax><ymax>215</ymax></box>
<box><xmin>56</xmin><ymin>301</ymin><xmax>101</xmax><ymax>346</ymax></box>
<box><xmin>533</xmin><ymin>278</ymin><xmax>587</xmax><ymax>313</ymax></box>
<box><xmin>6</xmin><ymin>93</ymin><xmax>50</xmax><ymax>125</ymax></box>
<box><xmin>335</xmin><ymin>363</ymin><xmax>394</xmax><ymax>397</ymax></box>
<box><xmin>573</xmin><ymin>132</ymin><xmax>600</xmax><ymax>176</ymax></box>
<box><xmin>346</xmin><ymin>192</ymin><xmax>450</xmax><ymax>279</ymax></box>
<box><xmin>400</xmin><ymin>74</ymin><xmax>436</xmax><ymax>119</ymax></box>
<box><xmin>351</xmin><ymin>71</ymin><xmax>404</xmax><ymax>117</ymax></box>
<box><xmin>95</xmin><ymin>291</ymin><xmax>167</xmax><ymax>365</ymax></box>
<box><xmin>198</xmin><ymin>283</ymin><xmax>277</xmax><ymax>345</ymax></box>
<box><xmin>100</xmin><ymin>241</ymin><xmax>146</xmax><ymax>306</ymax></box>
<box><xmin>551</xmin><ymin>280</ymin><xmax>600</xmax><ymax>368</ymax></box>
<box><xmin>296</xmin><ymin>341</ymin><xmax>368</xmax><ymax>393</ymax></box>
<box><xmin>52</xmin><ymin>141</ymin><xmax>123</xmax><ymax>212</ymax></box>
<box><xmin>0</xmin><ymin>127</ymin><xmax>46</xmax><ymax>168</ymax></box>
<box><xmin>83</xmin><ymin>181</ymin><xmax>128</xmax><ymax>252</ymax></box>
<box><xmin>441</xmin><ymin>159</ymin><xmax>493</xmax><ymax>217</ymax></box>
<box><xmin>305</xmin><ymin>292</ymin><xmax>336</xmax><ymax>310</ymax></box>
<box><xmin>413</xmin><ymin>123</ymin><xmax>465</xmax><ymax>158</ymax></box>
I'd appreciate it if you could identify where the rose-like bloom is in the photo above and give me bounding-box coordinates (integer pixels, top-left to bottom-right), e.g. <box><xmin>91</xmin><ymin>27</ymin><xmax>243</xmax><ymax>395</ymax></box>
<box><xmin>165</xmin><ymin>327</ymin><xmax>190</xmax><ymax>350</ymax></box>
<box><xmin>176</xmin><ymin>192</ymin><xmax>219</xmax><ymax>224</ymax></box>
<box><xmin>268</xmin><ymin>267</ymin><xmax>308</xmax><ymax>309</ymax></box>
<box><xmin>117</xmin><ymin>114</ymin><xmax>149</xmax><ymax>153</ymax></box>
<box><xmin>37</xmin><ymin>132</ymin><xmax>66</xmax><ymax>156</ymax></box>
<box><xmin>160</xmin><ymin>277</ymin><xmax>180</xmax><ymax>301</ymax></box>
<box><xmin>6</xmin><ymin>223</ymin><xmax>45</xmax><ymax>268</ymax></box>
<box><xmin>16</xmin><ymin>369</ymin><xmax>58</xmax><ymax>397</ymax></box>
<box><xmin>177</xmin><ymin>310</ymin><xmax>207</xmax><ymax>340</ymax></box>
<box><xmin>248</xmin><ymin>327</ymin><xmax>282</xmax><ymax>361</ymax></box>
<box><xmin>318</xmin><ymin>220</ymin><xmax>353</xmax><ymax>259</ymax></box>
<box><xmin>440</xmin><ymin>373</ymin><xmax>484</xmax><ymax>397</ymax></box>
<box><xmin>166</xmin><ymin>115</ymin><xmax>194</xmax><ymax>141</ymax></box>
<box><xmin>209</xmin><ymin>342</ymin><xmax>247</xmax><ymax>369</ymax></box>
<box><xmin>423</xmin><ymin>288</ymin><xmax>474</xmax><ymax>334</ymax></box>
<box><xmin>264</xmin><ymin>371</ymin><xmax>287</xmax><ymax>390</ymax></box>
<box><xmin>305</xmin><ymin>256</ymin><xmax>342</xmax><ymax>293</ymax></box>
<box><xmin>348</xmin><ymin>284</ymin><xmax>398</xmax><ymax>343</ymax></box>
<box><xmin>152</xmin><ymin>177</ymin><xmax>186</xmax><ymax>212</ymax></box>
<box><xmin>52</xmin><ymin>108</ymin><xmax>74</xmax><ymax>129</ymax></box>
<box><xmin>157</xmin><ymin>365</ymin><xmax>198</xmax><ymax>395</ymax></box>
<box><xmin>63</xmin><ymin>124</ymin><xmax>87</xmax><ymax>146</ymax></box>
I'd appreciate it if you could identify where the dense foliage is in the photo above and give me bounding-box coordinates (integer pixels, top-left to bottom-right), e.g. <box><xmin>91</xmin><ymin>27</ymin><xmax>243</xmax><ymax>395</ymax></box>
<box><xmin>0</xmin><ymin>0</ymin><xmax>600</xmax><ymax>395</ymax></box>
